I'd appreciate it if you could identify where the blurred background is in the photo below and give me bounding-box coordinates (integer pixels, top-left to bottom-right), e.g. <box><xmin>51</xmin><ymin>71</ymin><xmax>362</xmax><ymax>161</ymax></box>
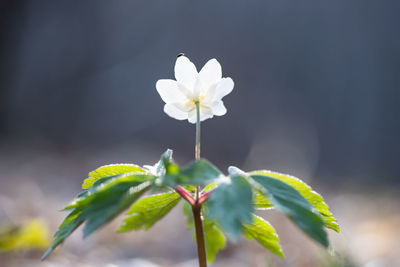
<box><xmin>0</xmin><ymin>1</ymin><xmax>399</xmax><ymax>266</ymax></box>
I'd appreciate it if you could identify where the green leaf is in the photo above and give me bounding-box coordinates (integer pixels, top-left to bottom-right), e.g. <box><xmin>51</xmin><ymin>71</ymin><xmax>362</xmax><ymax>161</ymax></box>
<box><xmin>150</xmin><ymin>148</ymin><xmax>179</xmax><ymax>176</ymax></box>
<box><xmin>118</xmin><ymin>191</ymin><xmax>181</xmax><ymax>232</ymax></box>
<box><xmin>82</xmin><ymin>164</ymin><xmax>146</xmax><ymax>189</ymax></box>
<box><xmin>182</xmin><ymin>202</ymin><xmax>194</xmax><ymax>227</ymax></box>
<box><xmin>228</xmin><ymin>166</ymin><xmax>272</xmax><ymax>210</ymax></box>
<box><xmin>143</xmin><ymin>149</ymin><xmax>175</xmax><ymax>177</ymax></box>
<box><xmin>81</xmin><ymin>175</ymin><xmax>153</xmax><ymax>237</ymax></box>
<box><xmin>250</xmin><ymin>170</ymin><xmax>339</xmax><ymax>232</ymax></box>
<box><xmin>205</xmin><ymin>175</ymin><xmax>253</xmax><ymax>238</ymax></box>
<box><xmin>43</xmin><ymin>174</ymin><xmax>154</xmax><ymax>260</ymax></box>
<box><xmin>250</xmin><ymin>175</ymin><xmax>328</xmax><ymax>247</ymax></box>
<box><xmin>203</xmin><ymin>219</ymin><xmax>226</xmax><ymax>263</ymax></box>
<box><xmin>202</xmin><ymin>182</ymin><xmax>218</xmax><ymax>194</ymax></box>
<box><xmin>162</xmin><ymin>159</ymin><xmax>222</xmax><ymax>187</ymax></box>
<box><xmin>253</xmin><ymin>191</ymin><xmax>273</xmax><ymax>210</ymax></box>
<box><xmin>57</xmin><ymin>176</ymin><xmax>121</xmax><ymax>251</ymax></box>
<box><xmin>42</xmin><ymin>209</ymin><xmax>83</xmax><ymax>260</ymax></box>
<box><xmin>66</xmin><ymin>173</ymin><xmax>144</xmax><ymax>210</ymax></box>
<box><xmin>243</xmin><ymin>214</ymin><xmax>284</xmax><ymax>258</ymax></box>
<box><xmin>160</xmin><ymin>149</ymin><xmax>179</xmax><ymax>175</ymax></box>
<box><xmin>182</xmin><ymin>203</ymin><xmax>226</xmax><ymax>264</ymax></box>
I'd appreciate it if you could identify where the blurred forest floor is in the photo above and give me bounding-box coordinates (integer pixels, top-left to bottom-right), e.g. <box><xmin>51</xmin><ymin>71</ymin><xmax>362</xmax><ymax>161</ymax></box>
<box><xmin>0</xmin><ymin>140</ymin><xmax>399</xmax><ymax>267</ymax></box>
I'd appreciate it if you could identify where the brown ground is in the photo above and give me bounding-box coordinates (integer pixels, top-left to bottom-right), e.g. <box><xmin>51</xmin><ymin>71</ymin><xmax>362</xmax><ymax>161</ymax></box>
<box><xmin>0</xmin><ymin>141</ymin><xmax>399</xmax><ymax>267</ymax></box>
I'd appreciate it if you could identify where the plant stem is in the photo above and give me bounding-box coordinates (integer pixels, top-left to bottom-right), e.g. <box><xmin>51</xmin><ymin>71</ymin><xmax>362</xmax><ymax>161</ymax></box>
<box><xmin>192</xmin><ymin>204</ymin><xmax>207</xmax><ymax>267</ymax></box>
<box><xmin>175</xmin><ymin>186</ymin><xmax>196</xmax><ymax>205</ymax></box>
<box><xmin>195</xmin><ymin>102</ymin><xmax>201</xmax><ymax>161</ymax></box>
<box><xmin>192</xmin><ymin>102</ymin><xmax>207</xmax><ymax>267</ymax></box>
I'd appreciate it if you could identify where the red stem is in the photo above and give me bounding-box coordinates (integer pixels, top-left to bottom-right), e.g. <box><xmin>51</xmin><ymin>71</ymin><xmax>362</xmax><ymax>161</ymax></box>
<box><xmin>175</xmin><ymin>186</ymin><xmax>196</xmax><ymax>205</ymax></box>
<box><xmin>197</xmin><ymin>187</ymin><xmax>216</xmax><ymax>205</ymax></box>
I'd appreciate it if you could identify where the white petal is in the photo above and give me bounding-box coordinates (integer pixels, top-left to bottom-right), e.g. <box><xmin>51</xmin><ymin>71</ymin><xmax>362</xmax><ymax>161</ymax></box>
<box><xmin>211</xmin><ymin>100</ymin><xmax>227</xmax><ymax>116</ymax></box>
<box><xmin>174</xmin><ymin>56</ymin><xmax>198</xmax><ymax>90</ymax></box>
<box><xmin>172</xmin><ymin>101</ymin><xmax>195</xmax><ymax>112</ymax></box>
<box><xmin>177</xmin><ymin>82</ymin><xmax>194</xmax><ymax>99</ymax></box>
<box><xmin>199</xmin><ymin>58</ymin><xmax>222</xmax><ymax>87</ymax></box>
<box><xmin>200</xmin><ymin>106</ymin><xmax>214</xmax><ymax>121</ymax></box>
<box><xmin>156</xmin><ymin>79</ymin><xmax>187</xmax><ymax>103</ymax></box>
<box><xmin>188</xmin><ymin>109</ymin><xmax>197</xmax><ymax>124</ymax></box>
<box><xmin>187</xmin><ymin>106</ymin><xmax>213</xmax><ymax>123</ymax></box>
<box><xmin>192</xmin><ymin>77</ymin><xmax>203</xmax><ymax>99</ymax></box>
<box><xmin>164</xmin><ymin>104</ymin><xmax>188</xmax><ymax>120</ymax></box>
<box><xmin>213</xmin><ymin>77</ymin><xmax>234</xmax><ymax>101</ymax></box>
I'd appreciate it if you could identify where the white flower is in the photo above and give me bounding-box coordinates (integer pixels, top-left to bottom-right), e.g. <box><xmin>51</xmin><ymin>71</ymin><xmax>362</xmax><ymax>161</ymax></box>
<box><xmin>156</xmin><ymin>55</ymin><xmax>234</xmax><ymax>123</ymax></box>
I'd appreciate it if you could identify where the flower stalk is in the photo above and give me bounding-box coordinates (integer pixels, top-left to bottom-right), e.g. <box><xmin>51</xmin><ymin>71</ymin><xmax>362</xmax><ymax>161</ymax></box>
<box><xmin>195</xmin><ymin>101</ymin><xmax>201</xmax><ymax>161</ymax></box>
<box><xmin>192</xmin><ymin>102</ymin><xmax>207</xmax><ymax>267</ymax></box>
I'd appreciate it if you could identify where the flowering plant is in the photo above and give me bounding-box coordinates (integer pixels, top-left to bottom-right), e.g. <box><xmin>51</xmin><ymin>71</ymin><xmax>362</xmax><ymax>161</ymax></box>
<box><xmin>42</xmin><ymin>55</ymin><xmax>339</xmax><ymax>266</ymax></box>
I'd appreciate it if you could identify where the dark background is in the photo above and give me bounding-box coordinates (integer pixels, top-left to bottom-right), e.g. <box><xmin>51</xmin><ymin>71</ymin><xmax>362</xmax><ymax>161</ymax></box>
<box><xmin>1</xmin><ymin>1</ymin><xmax>399</xmax><ymax>186</ymax></box>
<box><xmin>0</xmin><ymin>1</ymin><xmax>399</xmax><ymax>266</ymax></box>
